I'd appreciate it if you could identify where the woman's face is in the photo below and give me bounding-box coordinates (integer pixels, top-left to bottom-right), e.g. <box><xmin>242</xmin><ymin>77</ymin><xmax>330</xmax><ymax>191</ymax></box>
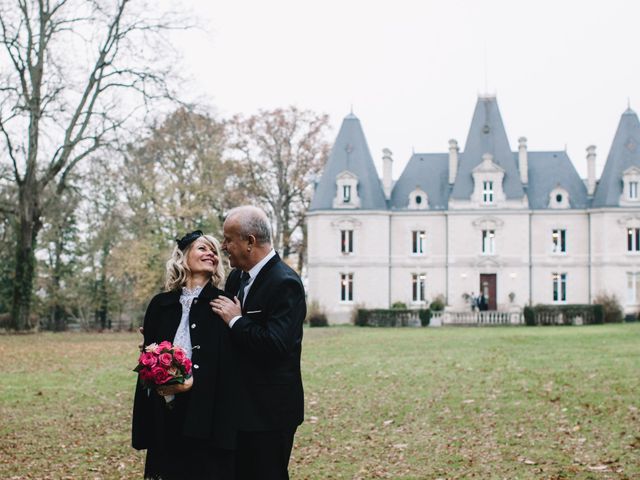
<box><xmin>185</xmin><ymin>237</ymin><xmax>219</xmax><ymax>277</ymax></box>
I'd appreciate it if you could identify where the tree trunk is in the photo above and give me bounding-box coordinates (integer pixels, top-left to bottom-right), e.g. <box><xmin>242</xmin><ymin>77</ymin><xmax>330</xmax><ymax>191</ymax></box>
<box><xmin>97</xmin><ymin>243</ymin><xmax>110</xmax><ymax>330</ymax></box>
<box><xmin>11</xmin><ymin>197</ymin><xmax>42</xmax><ymax>331</ymax></box>
<box><xmin>51</xmin><ymin>229</ymin><xmax>66</xmax><ymax>331</ymax></box>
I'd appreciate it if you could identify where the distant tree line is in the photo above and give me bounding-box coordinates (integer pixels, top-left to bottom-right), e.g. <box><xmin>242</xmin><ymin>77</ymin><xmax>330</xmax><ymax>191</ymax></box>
<box><xmin>0</xmin><ymin>1</ymin><xmax>330</xmax><ymax>331</ymax></box>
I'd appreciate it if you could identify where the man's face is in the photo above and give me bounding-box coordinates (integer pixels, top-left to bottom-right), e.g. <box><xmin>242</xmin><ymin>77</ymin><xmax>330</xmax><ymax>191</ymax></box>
<box><xmin>221</xmin><ymin>218</ymin><xmax>250</xmax><ymax>270</ymax></box>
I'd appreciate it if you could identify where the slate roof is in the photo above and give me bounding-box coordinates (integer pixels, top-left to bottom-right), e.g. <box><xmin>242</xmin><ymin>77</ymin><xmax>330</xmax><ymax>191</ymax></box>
<box><xmin>389</xmin><ymin>153</ymin><xmax>449</xmax><ymax>210</ymax></box>
<box><xmin>310</xmin><ymin>113</ymin><xmax>387</xmax><ymax>211</ymax></box>
<box><xmin>313</xmin><ymin>98</ymin><xmax>634</xmax><ymax>212</ymax></box>
<box><xmin>451</xmin><ymin>95</ymin><xmax>525</xmax><ymax>200</ymax></box>
<box><xmin>526</xmin><ymin>151</ymin><xmax>590</xmax><ymax>209</ymax></box>
<box><xmin>592</xmin><ymin>108</ymin><xmax>640</xmax><ymax>207</ymax></box>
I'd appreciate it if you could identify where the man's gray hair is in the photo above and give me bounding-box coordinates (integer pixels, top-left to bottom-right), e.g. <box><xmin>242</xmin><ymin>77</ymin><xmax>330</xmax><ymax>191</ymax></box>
<box><xmin>226</xmin><ymin>206</ymin><xmax>272</xmax><ymax>245</ymax></box>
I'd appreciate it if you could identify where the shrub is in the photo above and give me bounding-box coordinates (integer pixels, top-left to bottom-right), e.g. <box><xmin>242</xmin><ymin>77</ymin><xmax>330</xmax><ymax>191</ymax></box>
<box><xmin>592</xmin><ymin>292</ymin><xmax>623</xmax><ymax>323</ymax></box>
<box><xmin>356</xmin><ymin>309</ymin><xmax>422</xmax><ymax>327</ymax></box>
<box><xmin>523</xmin><ymin>306</ymin><xmax>535</xmax><ymax>326</ymax></box>
<box><xmin>306</xmin><ymin>301</ymin><xmax>329</xmax><ymax>327</ymax></box>
<box><xmin>391</xmin><ymin>301</ymin><xmax>407</xmax><ymax>309</ymax></box>
<box><xmin>418</xmin><ymin>309</ymin><xmax>431</xmax><ymax>327</ymax></box>
<box><xmin>523</xmin><ymin>304</ymin><xmax>602</xmax><ymax>326</ymax></box>
<box><xmin>309</xmin><ymin>314</ymin><xmax>329</xmax><ymax>327</ymax></box>
<box><xmin>429</xmin><ymin>295</ymin><xmax>445</xmax><ymax>312</ymax></box>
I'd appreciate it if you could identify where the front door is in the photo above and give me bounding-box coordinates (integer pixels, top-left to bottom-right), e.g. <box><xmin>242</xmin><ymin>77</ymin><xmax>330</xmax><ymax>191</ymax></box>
<box><xmin>479</xmin><ymin>274</ymin><xmax>497</xmax><ymax>311</ymax></box>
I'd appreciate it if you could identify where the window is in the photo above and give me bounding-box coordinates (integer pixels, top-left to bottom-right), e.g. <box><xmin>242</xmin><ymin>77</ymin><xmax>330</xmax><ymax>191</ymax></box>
<box><xmin>412</xmin><ymin>230</ymin><xmax>425</xmax><ymax>255</ymax></box>
<box><xmin>628</xmin><ymin>228</ymin><xmax>640</xmax><ymax>252</ymax></box>
<box><xmin>482</xmin><ymin>230</ymin><xmax>495</xmax><ymax>254</ymax></box>
<box><xmin>340</xmin><ymin>273</ymin><xmax>353</xmax><ymax>302</ymax></box>
<box><xmin>630</xmin><ymin>182</ymin><xmax>639</xmax><ymax>200</ymax></box>
<box><xmin>412</xmin><ymin>273</ymin><xmax>426</xmax><ymax>303</ymax></box>
<box><xmin>343</xmin><ymin>185</ymin><xmax>351</xmax><ymax>203</ymax></box>
<box><xmin>552</xmin><ymin>229</ymin><xmax>566</xmax><ymax>253</ymax></box>
<box><xmin>482</xmin><ymin>181</ymin><xmax>494</xmax><ymax>204</ymax></box>
<box><xmin>341</xmin><ymin>230</ymin><xmax>353</xmax><ymax>254</ymax></box>
<box><xmin>552</xmin><ymin>273</ymin><xmax>567</xmax><ymax>302</ymax></box>
<box><xmin>627</xmin><ymin>272</ymin><xmax>640</xmax><ymax>304</ymax></box>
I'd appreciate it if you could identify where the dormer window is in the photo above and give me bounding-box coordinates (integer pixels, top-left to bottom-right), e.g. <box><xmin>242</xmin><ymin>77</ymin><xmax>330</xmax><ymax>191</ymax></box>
<box><xmin>483</xmin><ymin>181</ymin><xmax>494</xmax><ymax>204</ymax></box>
<box><xmin>471</xmin><ymin>153</ymin><xmax>505</xmax><ymax>207</ymax></box>
<box><xmin>333</xmin><ymin>170</ymin><xmax>360</xmax><ymax>208</ymax></box>
<box><xmin>549</xmin><ymin>186</ymin><xmax>570</xmax><ymax>209</ymax></box>
<box><xmin>620</xmin><ymin>166</ymin><xmax>640</xmax><ymax>205</ymax></box>
<box><xmin>408</xmin><ymin>187</ymin><xmax>428</xmax><ymax>210</ymax></box>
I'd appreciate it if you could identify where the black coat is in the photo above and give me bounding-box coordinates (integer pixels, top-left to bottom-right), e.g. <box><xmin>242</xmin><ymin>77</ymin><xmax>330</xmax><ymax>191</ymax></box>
<box><xmin>225</xmin><ymin>253</ymin><xmax>306</xmax><ymax>431</ymax></box>
<box><xmin>131</xmin><ymin>283</ymin><xmax>237</xmax><ymax>451</ymax></box>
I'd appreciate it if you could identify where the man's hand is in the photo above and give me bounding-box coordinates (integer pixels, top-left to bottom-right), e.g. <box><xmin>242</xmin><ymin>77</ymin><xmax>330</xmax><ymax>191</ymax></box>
<box><xmin>157</xmin><ymin>376</ymin><xmax>193</xmax><ymax>396</ymax></box>
<box><xmin>210</xmin><ymin>296</ymin><xmax>242</xmax><ymax>325</ymax></box>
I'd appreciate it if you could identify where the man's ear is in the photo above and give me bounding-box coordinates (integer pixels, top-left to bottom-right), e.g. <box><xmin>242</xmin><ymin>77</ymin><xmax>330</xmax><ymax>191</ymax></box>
<box><xmin>247</xmin><ymin>235</ymin><xmax>257</xmax><ymax>248</ymax></box>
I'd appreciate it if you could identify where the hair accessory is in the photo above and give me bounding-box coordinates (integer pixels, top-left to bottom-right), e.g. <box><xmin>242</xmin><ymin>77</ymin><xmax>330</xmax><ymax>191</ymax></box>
<box><xmin>176</xmin><ymin>230</ymin><xmax>203</xmax><ymax>250</ymax></box>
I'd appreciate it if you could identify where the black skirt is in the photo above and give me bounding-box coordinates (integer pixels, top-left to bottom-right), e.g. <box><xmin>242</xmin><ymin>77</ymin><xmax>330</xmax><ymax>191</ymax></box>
<box><xmin>143</xmin><ymin>390</ymin><xmax>235</xmax><ymax>480</ymax></box>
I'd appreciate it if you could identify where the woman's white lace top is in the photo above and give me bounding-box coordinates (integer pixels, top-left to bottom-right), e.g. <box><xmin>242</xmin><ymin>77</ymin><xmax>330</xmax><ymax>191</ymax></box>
<box><xmin>172</xmin><ymin>285</ymin><xmax>203</xmax><ymax>359</ymax></box>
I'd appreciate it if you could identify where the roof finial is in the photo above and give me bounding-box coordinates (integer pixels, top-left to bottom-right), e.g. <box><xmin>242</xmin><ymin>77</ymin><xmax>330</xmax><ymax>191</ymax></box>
<box><xmin>350</xmin><ymin>104</ymin><xmax>353</xmax><ymax>115</ymax></box>
<box><xmin>483</xmin><ymin>43</ymin><xmax>488</xmax><ymax>95</ymax></box>
<box><xmin>628</xmin><ymin>97</ymin><xmax>631</xmax><ymax>109</ymax></box>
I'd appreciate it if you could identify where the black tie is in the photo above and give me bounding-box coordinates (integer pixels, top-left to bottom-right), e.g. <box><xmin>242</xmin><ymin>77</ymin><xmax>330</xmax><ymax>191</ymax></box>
<box><xmin>238</xmin><ymin>271</ymin><xmax>250</xmax><ymax>305</ymax></box>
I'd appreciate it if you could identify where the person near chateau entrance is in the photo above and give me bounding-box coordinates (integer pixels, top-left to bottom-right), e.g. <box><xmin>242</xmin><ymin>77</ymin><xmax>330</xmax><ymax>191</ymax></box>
<box><xmin>211</xmin><ymin>205</ymin><xmax>306</xmax><ymax>480</ymax></box>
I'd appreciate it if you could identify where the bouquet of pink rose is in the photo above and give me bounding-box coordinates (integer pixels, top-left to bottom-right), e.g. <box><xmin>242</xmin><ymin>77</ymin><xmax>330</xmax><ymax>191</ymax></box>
<box><xmin>134</xmin><ymin>341</ymin><xmax>192</xmax><ymax>407</ymax></box>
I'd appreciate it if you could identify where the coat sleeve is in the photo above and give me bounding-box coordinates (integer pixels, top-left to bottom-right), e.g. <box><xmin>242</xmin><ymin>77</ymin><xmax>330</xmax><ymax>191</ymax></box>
<box><xmin>131</xmin><ymin>297</ymin><xmax>157</xmax><ymax>450</ymax></box>
<box><xmin>229</xmin><ymin>277</ymin><xmax>305</xmax><ymax>360</ymax></box>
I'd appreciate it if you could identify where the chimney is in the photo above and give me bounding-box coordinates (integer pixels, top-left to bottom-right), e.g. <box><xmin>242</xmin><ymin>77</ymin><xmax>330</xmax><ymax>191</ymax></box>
<box><xmin>382</xmin><ymin>148</ymin><xmax>393</xmax><ymax>198</ymax></box>
<box><xmin>448</xmin><ymin>139</ymin><xmax>459</xmax><ymax>184</ymax></box>
<box><xmin>518</xmin><ymin>136</ymin><xmax>528</xmax><ymax>184</ymax></box>
<box><xmin>586</xmin><ymin>145</ymin><xmax>596</xmax><ymax>196</ymax></box>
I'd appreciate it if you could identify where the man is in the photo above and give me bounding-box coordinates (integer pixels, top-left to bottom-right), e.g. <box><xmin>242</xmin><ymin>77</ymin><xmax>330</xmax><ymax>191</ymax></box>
<box><xmin>211</xmin><ymin>205</ymin><xmax>305</xmax><ymax>480</ymax></box>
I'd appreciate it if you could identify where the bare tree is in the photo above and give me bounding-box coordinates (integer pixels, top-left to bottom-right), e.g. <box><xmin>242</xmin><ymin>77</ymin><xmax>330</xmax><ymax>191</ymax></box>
<box><xmin>228</xmin><ymin>107</ymin><xmax>330</xmax><ymax>268</ymax></box>
<box><xmin>0</xmin><ymin>0</ymin><xmax>188</xmax><ymax>330</ymax></box>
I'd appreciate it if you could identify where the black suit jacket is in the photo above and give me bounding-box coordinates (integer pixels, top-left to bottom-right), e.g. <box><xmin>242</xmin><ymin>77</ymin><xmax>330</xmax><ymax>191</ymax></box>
<box><xmin>132</xmin><ymin>283</ymin><xmax>237</xmax><ymax>450</ymax></box>
<box><xmin>225</xmin><ymin>253</ymin><xmax>305</xmax><ymax>431</ymax></box>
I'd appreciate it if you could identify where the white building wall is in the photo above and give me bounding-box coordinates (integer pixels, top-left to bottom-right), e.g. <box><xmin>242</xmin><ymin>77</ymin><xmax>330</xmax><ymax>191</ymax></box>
<box><xmin>530</xmin><ymin>211</ymin><xmax>590</xmax><ymax>305</ymax></box>
<box><xmin>389</xmin><ymin>212</ymin><xmax>447</xmax><ymax>308</ymax></box>
<box><xmin>306</xmin><ymin>211</ymin><xmax>390</xmax><ymax>324</ymax></box>
<box><xmin>307</xmin><ymin>206</ymin><xmax>640</xmax><ymax>323</ymax></box>
<box><xmin>446</xmin><ymin>211</ymin><xmax>530</xmax><ymax>310</ymax></box>
<box><xmin>591</xmin><ymin>209</ymin><xmax>640</xmax><ymax>313</ymax></box>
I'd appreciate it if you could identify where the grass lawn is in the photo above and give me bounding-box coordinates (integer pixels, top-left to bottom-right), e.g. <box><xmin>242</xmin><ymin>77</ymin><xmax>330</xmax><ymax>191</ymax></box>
<box><xmin>0</xmin><ymin>324</ymin><xmax>638</xmax><ymax>479</ymax></box>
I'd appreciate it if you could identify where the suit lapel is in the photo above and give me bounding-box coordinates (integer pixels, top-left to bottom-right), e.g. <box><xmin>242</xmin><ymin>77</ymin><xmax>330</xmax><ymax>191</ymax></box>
<box><xmin>243</xmin><ymin>253</ymin><xmax>280</xmax><ymax>308</ymax></box>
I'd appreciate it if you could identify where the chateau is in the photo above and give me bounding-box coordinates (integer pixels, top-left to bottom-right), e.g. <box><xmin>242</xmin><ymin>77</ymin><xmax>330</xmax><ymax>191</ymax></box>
<box><xmin>306</xmin><ymin>95</ymin><xmax>640</xmax><ymax>324</ymax></box>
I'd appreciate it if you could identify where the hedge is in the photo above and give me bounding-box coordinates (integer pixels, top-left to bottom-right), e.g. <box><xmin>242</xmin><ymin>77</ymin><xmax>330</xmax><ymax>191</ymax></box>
<box><xmin>523</xmin><ymin>304</ymin><xmax>603</xmax><ymax>326</ymax></box>
<box><xmin>355</xmin><ymin>308</ymin><xmax>429</xmax><ymax>327</ymax></box>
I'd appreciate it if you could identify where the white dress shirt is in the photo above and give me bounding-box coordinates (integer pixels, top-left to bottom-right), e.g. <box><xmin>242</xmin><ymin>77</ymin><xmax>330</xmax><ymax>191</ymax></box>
<box><xmin>229</xmin><ymin>249</ymin><xmax>276</xmax><ymax>328</ymax></box>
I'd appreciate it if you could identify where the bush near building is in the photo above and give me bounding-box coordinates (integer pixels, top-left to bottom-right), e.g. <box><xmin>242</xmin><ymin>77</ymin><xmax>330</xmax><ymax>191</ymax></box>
<box><xmin>523</xmin><ymin>304</ymin><xmax>604</xmax><ymax>326</ymax></box>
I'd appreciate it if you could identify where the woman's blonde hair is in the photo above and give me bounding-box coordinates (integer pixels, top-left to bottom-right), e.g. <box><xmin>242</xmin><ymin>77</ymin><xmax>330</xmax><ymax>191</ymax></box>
<box><xmin>164</xmin><ymin>234</ymin><xmax>225</xmax><ymax>291</ymax></box>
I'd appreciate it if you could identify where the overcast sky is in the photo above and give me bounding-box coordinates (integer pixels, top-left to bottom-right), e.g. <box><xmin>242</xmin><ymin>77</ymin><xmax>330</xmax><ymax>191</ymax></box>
<box><xmin>172</xmin><ymin>0</ymin><xmax>640</xmax><ymax>179</ymax></box>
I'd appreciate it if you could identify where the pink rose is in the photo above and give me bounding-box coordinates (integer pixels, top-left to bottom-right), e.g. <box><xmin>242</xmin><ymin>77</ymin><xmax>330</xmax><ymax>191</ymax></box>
<box><xmin>139</xmin><ymin>368</ymin><xmax>154</xmax><ymax>385</ymax></box>
<box><xmin>151</xmin><ymin>366</ymin><xmax>171</xmax><ymax>385</ymax></box>
<box><xmin>182</xmin><ymin>358</ymin><xmax>192</xmax><ymax>375</ymax></box>
<box><xmin>167</xmin><ymin>366</ymin><xmax>178</xmax><ymax>376</ymax></box>
<box><xmin>157</xmin><ymin>341</ymin><xmax>172</xmax><ymax>353</ymax></box>
<box><xmin>158</xmin><ymin>352</ymin><xmax>172</xmax><ymax>368</ymax></box>
<box><xmin>173</xmin><ymin>349</ymin><xmax>186</xmax><ymax>364</ymax></box>
<box><xmin>140</xmin><ymin>352</ymin><xmax>157</xmax><ymax>368</ymax></box>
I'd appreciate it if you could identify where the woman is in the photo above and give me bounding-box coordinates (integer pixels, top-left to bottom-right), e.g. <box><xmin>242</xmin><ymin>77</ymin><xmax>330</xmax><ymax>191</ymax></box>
<box><xmin>132</xmin><ymin>230</ymin><xmax>237</xmax><ymax>479</ymax></box>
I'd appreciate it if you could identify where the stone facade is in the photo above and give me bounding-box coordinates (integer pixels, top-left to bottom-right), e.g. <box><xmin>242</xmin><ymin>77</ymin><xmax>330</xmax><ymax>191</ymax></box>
<box><xmin>307</xmin><ymin>96</ymin><xmax>640</xmax><ymax>324</ymax></box>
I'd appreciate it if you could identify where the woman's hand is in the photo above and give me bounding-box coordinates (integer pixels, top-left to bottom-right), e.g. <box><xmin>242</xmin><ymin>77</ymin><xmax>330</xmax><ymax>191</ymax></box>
<box><xmin>156</xmin><ymin>376</ymin><xmax>193</xmax><ymax>396</ymax></box>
